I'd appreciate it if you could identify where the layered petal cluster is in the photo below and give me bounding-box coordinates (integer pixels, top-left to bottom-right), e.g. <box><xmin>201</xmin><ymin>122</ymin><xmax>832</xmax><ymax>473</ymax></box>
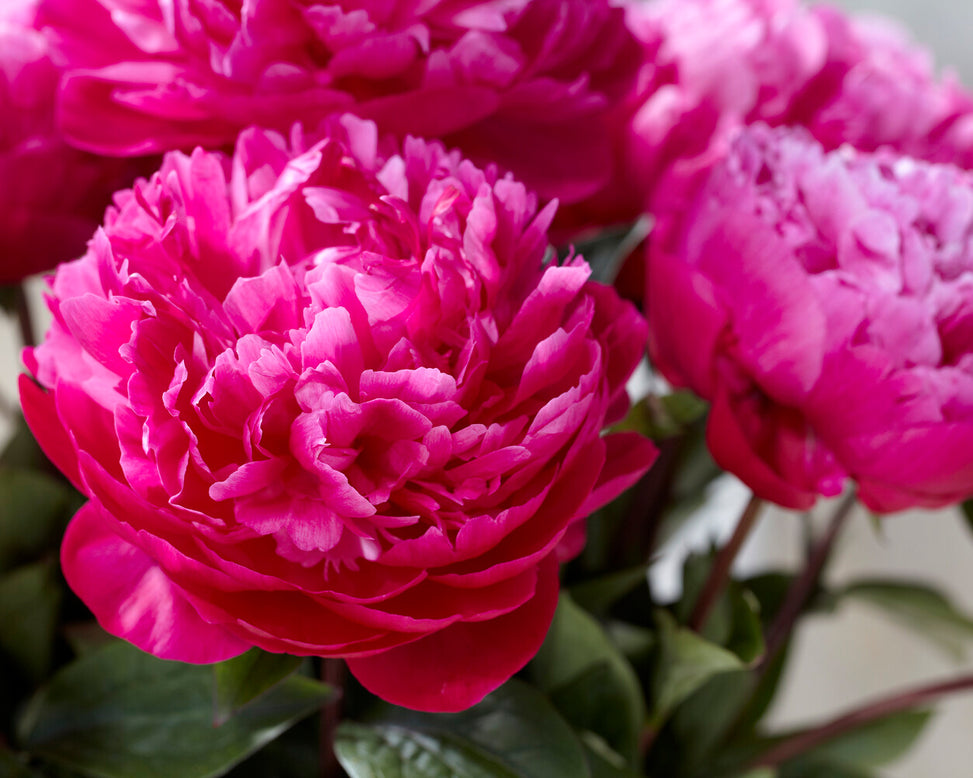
<box><xmin>648</xmin><ymin>123</ymin><xmax>973</xmax><ymax>512</ymax></box>
<box><xmin>564</xmin><ymin>0</ymin><xmax>973</xmax><ymax>232</ymax></box>
<box><xmin>0</xmin><ymin>1</ymin><xmax>139</xmax><ymax>281</ymax></box>
<box><xmin>21</xmin><ymin>116</ymin><xmax>655</xmax><ymax>711</ymax></box>
<box><xmin>36</xmin><ymin>0</ymin><xmax>639</xmax><ymax>204</ymax></box>
<box><xmin>797</xmin><ymin>6</ymin><xmax>973</xmax><ymax>164</ymax></box>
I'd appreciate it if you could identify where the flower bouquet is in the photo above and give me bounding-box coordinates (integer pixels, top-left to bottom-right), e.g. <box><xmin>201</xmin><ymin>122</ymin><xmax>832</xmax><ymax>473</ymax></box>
<box><xmin>3</xmin><ymin>0</ymin><xmax>973</xmax><ymax>776</ymax></box>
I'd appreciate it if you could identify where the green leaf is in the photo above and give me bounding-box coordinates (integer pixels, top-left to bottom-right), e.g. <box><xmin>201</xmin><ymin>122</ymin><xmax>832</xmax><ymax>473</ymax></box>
<box><xmin>0</xmin><ymin>747</ymin><xmax>46</xmax><ymax>778</ymax></box>
<box><xmin>725</xmin><ymin>589</ymin><xmax>765</xmax><ymax>665</ymax></box>
<box><xmin>777</xmin><ymin>760</ymin><xmax>874</xmax><ymax>778</ymax></box>
<box><xmin>569</xmin><ymin>566</ymin><xmax>649</xmax><ymax>616</ymax></box>
<box><xmin>223</xmin><ymin>716</ymin><xmax>319</xmax><ymax>778</ymax></box>
<box><xmin>840</xmin><ymin>580</ymin><xmax>973</xmax><ymax>658</ymax></box>
<box><xmin>611</xmin><ymin>392</ymin><xmax>708</xmax><ymax>441</ymax></box>
<box><xmin>0</xmin><ymin>561</ymin><xmax>62</xmax><ymax>681</ymax></box>
<box><xmin>744</xmin><ymin>573</ymin><xmax>837</xmax><ymax>630</ymax></box>
<box><xmin>213</xmin><ymin>650</ymin><xmax>303</xmax><ymax>725</ymax></box>
<box><xmin>655</xmin><ymin>426</ymin><xmax>723</xmax><ymax>540</ymax></box>
<box><xmin>336</xmin><ymin>722</ymin><xmax>506</xmax><ymax>778</ymax></box>
<box><xmin>61</xmin><ymin>623</ymin><xmax>114</xmax><ymax>658</ymax></box>
<box><xmin>793</xmin><ymin>710</ymin><xmax>932</xmax><ymax>769</ymax></box>
<box><xmin>737</xmin><ymin>770</ymin><xmax>776</xmax><ymax>778</ymax></box>
<box><xmin>603</xmin><ymin>621</ymin><xmax>656</xmax><ymax>666</ymax></box>
<box><xmin>336</xmin><ymin>680</ymin><xmax>589</xmax><ymax>778</ymax></box>
<box><xmin>581</xmin><ymin>735</ymin><xmax>642</xmax><ymax>778</ymax></box>
<box><xmin>660</xmin><ymin>392</ymin><xmax>709</xmax><ymax>428</ymax></box>
<box><xmin>719</xmin><ymin>639</ymin><xmax>791</xmax><ymax>742</ymax></box>
<box><xmin>0</xmin><ymin>416</ymin><xmax>57</xmax><ymax>473</ymax></box>
<box><xmin>530</xmin><ymin>595</ymin><xmax>645</xmax><ymax>763</ymax></box>
<box><xmin>760</xmin><ymin>711</ymin><xmax>932</xmax><ymax>778</ymax></box>
<box><xmin>668</xmin><ymin>669</ymin><xmax>755</xmax><ymax>766</ymax></box>
<box><xmin>573</xmin><ymin>215</ymin><xmax>651</xmax><ymax>285</ymax></box>
<box><xmin>548</xmin><ymin>667</ymin><xmax>638</xmax><ymax>768</ymax></box>
<box><xmin>0</xmin><ymin>470</ymin><xmax>77</xmax><ymax>573</ymax></box>
<box><xmin>673</xmin><ymin>551</ymin><xmax>719</xmax><ymax>630</ymax></box>
<box><xmin>672</xmin><ymin>552</ymin><xmax>765</xmax><ymax>663</ymax></box>
<box><xmin>652</xmin><ymin>610</ymin><xmax>742</xmax><ymax>724</ymax></box>
<box><xmin>18</xmin><ymin>641</ymin><xmax>333</xmax><ymax>778</ymax></box>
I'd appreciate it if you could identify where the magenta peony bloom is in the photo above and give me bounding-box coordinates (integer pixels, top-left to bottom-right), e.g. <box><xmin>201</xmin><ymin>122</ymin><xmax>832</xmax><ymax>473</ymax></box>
<box><xmin>0</xmin><ymin>1</ymin><xmax>141</xmax><ymax>282</ymax></box>
<box><xmin>562</xmin><ymin>0</ymin><xmax>973</xmax><ymax>234</ymax></box>
<box><xmin>20</xmin><ymin>115</ymin><xmax>655</xmax><ymax>711</ymax></box>
<box><xmin>35</xmin><ymin>0</ymin><xmax>639</xmax><ymax>205</ymax></box>
<box><xmin>648</xmin><ymin>123</ymin><xmax>973</xmax><ymax>512</ymax></box>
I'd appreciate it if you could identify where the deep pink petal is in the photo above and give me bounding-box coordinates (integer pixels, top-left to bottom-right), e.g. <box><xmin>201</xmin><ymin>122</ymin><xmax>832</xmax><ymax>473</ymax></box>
<box><xmin>646</xmin><ymin>248</ymin><xmax>729</xmax><ymax>398</ymax></box>
<box><xmin>19</xmin><ymin>375</ymin><xmax>83</xmax><ymax>491</ymax></box>
<box><xmin>61</xmin><ymin>502</ymin><xmax>251</xmax><ymax>663</ymax></box>
<box><xmin>346</xmin><ymin>553</ymin><xmax>559</xmax><ymax>712</ymax></box>
<box><xmin>707</xmin><ymin>385</ymin><xmax>817</xmax><ymax>511</ymax></box>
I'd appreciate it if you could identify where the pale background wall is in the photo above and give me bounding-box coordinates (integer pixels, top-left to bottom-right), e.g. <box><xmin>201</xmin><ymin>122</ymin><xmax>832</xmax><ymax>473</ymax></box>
<box><xmin>2</xmin><ymin>1</ymin><xmax>973</xmax><ymax>775</ymax></box>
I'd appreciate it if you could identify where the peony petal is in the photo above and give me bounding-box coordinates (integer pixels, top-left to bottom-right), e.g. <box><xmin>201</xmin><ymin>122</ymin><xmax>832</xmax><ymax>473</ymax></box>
<box><xmin>61</xmin><ymin>502</ymin><xmax>251</xmax><ymax>663</ymax></box>
<box><xmin>576</xmin><ymin>432</ymin><xmax>659</xmax><ymax>519</ymax></box>
<box><xmin>707</xmin><ymin>385</ymin><xmax>817</xmax><ymax>511</ymax></box>
<box><xmin>19</xmin><ymin>375</ymin><xmax>83</xmax><ymax>490</ymax></box>
<box><xmin>346</xmin><ymin>553</ymin><xmax>559</xmax><ymax>712</ymax></box>
<box><xmin>646</xmin><ymin>247</ymin><xmax>729</xmax><ymax>398</ymax></box>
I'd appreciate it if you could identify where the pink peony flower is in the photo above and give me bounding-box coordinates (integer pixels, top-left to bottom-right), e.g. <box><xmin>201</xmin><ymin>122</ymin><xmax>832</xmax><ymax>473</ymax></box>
<box><xmin>20</xmin><ymin>115</ymin><xmax>655</xmax><ymax>711</ymax></box>
<box><xmin>795</xmin><ymin>6</ymin><xmax>973</xmax><ymax>165</ymax></box>
<box><xmin>647</xmin><ymin>123</ymin><xmax>973</xmax><ymax>512</ymax></box>
<box><xmin>562</xmin><ymin>0</ymin><xmax>973</xmax><ymax>234</ymax></box>
<box><xmin>0</xmin><ymin>1</ymin><xmax>142</xmax><ymax>282</ymax></box>
<box><xmin>35</xmin><ymin>0</ymin><xmax>639</xmax><ymax>205</ymax></box>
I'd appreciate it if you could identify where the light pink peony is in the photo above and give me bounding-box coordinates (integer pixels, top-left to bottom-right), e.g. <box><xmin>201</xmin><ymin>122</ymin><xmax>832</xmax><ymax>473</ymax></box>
<box><xmin>563</xmin><ymin>0</ymin><xmax>973</xmax><ymax>234</ymax></box>
<box><xmin>795</xmin><ymin>6</ymin><xmax>973</xmax><ymax>165</ymax></box>
<box><xmin>20</xmin><ymin>115</ymin><xmax>655</xmax><ymax>711</ymax></box>
<box><xmin>35</xmin><ymin>0</ymin><xmax>639</xmax><ymax>205</ymax></box>
<box><xmin>0</xmin><ymin>1</ymin><xmax>141</xmax><ymax>282</ymax></box>
<box><xmin>648</xmin><ymin>123</ymin><xmax>973</xmax><ymax>512</ymax></box>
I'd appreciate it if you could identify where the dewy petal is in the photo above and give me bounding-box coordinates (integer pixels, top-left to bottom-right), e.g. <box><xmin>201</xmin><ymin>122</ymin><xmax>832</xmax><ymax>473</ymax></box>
<box><xmin>61</xmin><ymin>502</ymin><xmax>251</xmax><ymax>663</ymax></box>
<box><xmin>346</xmin><ymin>553</ymin><xmax>559</xmax><ymax>712</ymax></box>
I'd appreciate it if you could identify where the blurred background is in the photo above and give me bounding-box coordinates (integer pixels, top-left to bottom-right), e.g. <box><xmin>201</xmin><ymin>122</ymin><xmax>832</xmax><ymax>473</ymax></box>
<box><xmin>3</xmin><ymin>1</ymin><xmax>973</xmax><ymax>776</ymax></box>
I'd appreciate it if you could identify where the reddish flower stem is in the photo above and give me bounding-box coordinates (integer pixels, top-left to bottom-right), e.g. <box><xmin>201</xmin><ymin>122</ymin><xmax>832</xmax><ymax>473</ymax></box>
<box><xmin>15</xmin><ymin>284</ymin><xmax>34</xmax><ymax>349</ymax></box>
<box><xmin>760</xmin><ymin>490</ymin><xmax>857</xmax><ymax>667</ymax></box>
<box><xmin>753</xmin><ymin>673</ymin><xmax>973</xmax><ymax>768</ymax></box>
<box><xmin>612</xmin><ymin>435</ymin><xmax>682</xmax><ymax>568</ymax></box>
<box><xmin>320</xmin><ymin>659</ymin><xmax>345</xmax><ymax>778</ymax></box>
<box><xmin>689</xmin><ymin>494</ymin><xmax>764</xmax><ymax>631</ymax></box>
